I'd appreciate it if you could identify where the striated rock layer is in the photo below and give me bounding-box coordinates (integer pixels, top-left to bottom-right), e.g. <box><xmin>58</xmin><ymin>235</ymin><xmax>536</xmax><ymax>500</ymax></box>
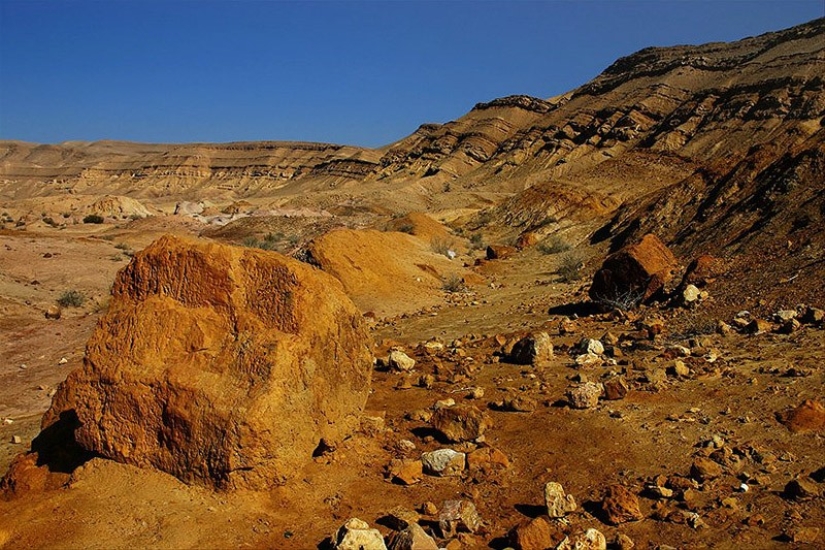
<box><xmin>41</xmin><ymin>235</ymin><xmax>373</xmax><ymax>490</ymax></box>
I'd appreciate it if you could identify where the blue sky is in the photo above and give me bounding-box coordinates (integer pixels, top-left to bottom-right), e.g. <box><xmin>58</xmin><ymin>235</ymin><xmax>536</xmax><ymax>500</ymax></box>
<box><xmin>0</xmin><ymin>1</ymin><xmax>822</xmax><ymax>148</ymax></box>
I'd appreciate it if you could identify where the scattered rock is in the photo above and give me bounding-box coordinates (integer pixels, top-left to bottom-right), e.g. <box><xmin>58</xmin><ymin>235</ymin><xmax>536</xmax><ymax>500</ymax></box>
<box><xmin>387</xmin><ymin>459</ymin><xmax>424</xmax><ymax>485</ymax></box>
<box><xmin>433</xmin><ymin>398</ymin><xmax>456</xmax><ymax>410</ymax></box>
<box><xmin>601</xmin><ymin>485</ymin><xmax>644</xmax><ymax>525</ymax></box>
<box><xmin>44</xmin><ymin>305</ymin><xmax>61</xmax><ymax>320</ymax></box>
<box><xmin>615</xmin><ymin>532</ymin><xmax>635</xmax><ymax>550</ymax></box>
<box><xmin>508</xmin><ymin>516</ymin><xmax>565</xmax><ymax>550</ymax></box>
<box><xmin>467</xmin><ymin>447</ymin><xmax>510</xmax><ymax>475</ymax></box>
<box><xmin>431</xmin><ymin>404</ymin><xmax>490</xmax><ymax>442</ymax></box>
<box><xmin>668</xmin><ymin>360</ymin><xmax>690</xmax><ymax>378</ymax></box>
<box><xmin>745</xmin><ymin>319</ymin><xmax>772</xmax><ymax>334</ymax></box>
<box><xmin>388</xmin><ymin>350</ymin><xmax>416</xmax><ymax>372</ymax></box>
<box><xmin>557</xmin><ymin>528</ymin><xmax>607</xmax><ymax>550</ymax></box>
<box><xmin>502</xmin><ymin>395</ymin><xmax>537</xmax><ymax>412</ymax></box>
<box><xmin>421</xmin><ymin>449</ymin><xmax>466</xmax><ymax>477</ymax></box>
<box><xmin>680</xmin><ymin>254</ymin><xmax>723</xmax><ymax>288</ymax></box>
<box><xmin>801</xmin><ymin>306</ymin><xmax>825</xmax><ymax>325</ymax></box>
<box><xmin>566</xmin><ymin>382</ymin><xmax>603</xmax><ymax>409</ymax></box>
<box><xmin>788</xmin><ymin>526</ymin><xmax>821</xmax><ymax>544</ymax></box>
<box><xmin>589</xmin><ymin>234</ymin><xmax>677</xmax><ymax>306</ymax></box>
<box><xmin>603</xmin><ymin>377</ymin><xmax>629</xmax><ymax>400</ymax></box>
<box><xmin>486</xmin><ymin>244</ymin><xmax>517</xmax><ymax>260</ymax></box>
<box><xmin>690</xmin><ymin>457</ymin><xmax>723</xmax><ymax>482</ymax></box>
<box><xmin>388</xmin><ymin>523</ymin><xmax>438</xmax><ymax>550</ymax></box>
<box><xmin>783</xmin><ymin>477</ymin><xmax>821</xmax><ymax>501</ymax></box>
<box><xmin>438</xmin><ymin>500</ymin><xmax>482</xmax><ymax>537</ymax></box>
<box><xmin>11</xmin><ymin>435</ymin><xmax>22</xmax><ymax>444</ymax></box>
<box><xmin>578</xmin><ymin>338</ymin><xmax>604</xmax><ymax>355</ymax></box>
<box><xmin>680</xmin><ymin>284</ymin><xmax>701</xmax><ymax>306</ymax></box>
<box><xmin>333</xmin><ymin>518</ymin><xmax>387</xmax><ymax>550</ymax></box>
<box><xmin>383</xmin><ymin>507</ymin><xmax>421</xmax><ymax>530</ymax></box>
<box><xmin>36</xmin><ymin>236</ymin><xmax>374</xmax><ymax>490</ymax></box>
<box><xmin>778</xmin><ymin>400</ymin><xmax>825</xmax><ymax>433</ymax></box>
<box><xmin>509</xmin><ymin>332</ymin><xmax>554</xmax><ymax>365</ymax></box>
<box><xmin>545</xmin><ymin>481</ymin><xmax>577</xmax><ymax>517</ymax></box>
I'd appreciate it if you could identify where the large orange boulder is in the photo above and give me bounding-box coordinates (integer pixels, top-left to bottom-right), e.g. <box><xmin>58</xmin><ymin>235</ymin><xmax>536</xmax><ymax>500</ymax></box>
<box><xmin>40</xmin><ymin>235</ymin><xmax>373</xmax><ymax>490</ymax></box>
<box><xmin>589</xmin><ymin>234</ymin><xmax>677</xmax><ymax>307</ymax></box>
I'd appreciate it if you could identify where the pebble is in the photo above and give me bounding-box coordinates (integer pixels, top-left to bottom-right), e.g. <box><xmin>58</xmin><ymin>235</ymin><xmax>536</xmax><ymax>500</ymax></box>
<box><xmin>438</xmin><ymin>500</ymin><xmax>481</xmax><ymax>538</ymax></box>
<box><xmin>11</xmin><ymin>435</ymin><xmax>23</xmax><ymax>444</ymax></box>
<box><xmin>566</xmin><ymin>382</ymin><xmax>603</xmax><ymax>409</ymax></box>
<box><xmin>601</xmin><ymin>484</ymin><xmax>644</xmax><ymax>525</ymax></box>
<box><xmin>388</xmin><ymin>350</ymin><xmax>416</xmax><ymax>372</ymax></box>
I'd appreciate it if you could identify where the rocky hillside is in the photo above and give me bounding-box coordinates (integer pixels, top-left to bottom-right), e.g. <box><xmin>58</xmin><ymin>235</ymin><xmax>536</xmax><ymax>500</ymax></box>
<box><xmin>1</xmin><ymin>19</ymin><xmax>823</xmax><ymax>258</ymax></box>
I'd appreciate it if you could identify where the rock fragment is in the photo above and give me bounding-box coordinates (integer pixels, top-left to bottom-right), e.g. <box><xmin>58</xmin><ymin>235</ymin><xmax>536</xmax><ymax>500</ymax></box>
<box><xmin>557</xmin><ymin>528</ymin><xmax>607</xmax><ymax>550</ymax></box>
<box><xmin>438</xmin><ymin>500</ymin><xmax>481</xmax><ymax>537</ymax></box>
<box><xmin>690</xmin><ymin>457</ymin><xmax>723</xmax><ymax>482</ymax></box>
<box><xmin>566</xmin><ymin>382</ymin><xmax>603</xmax><ymax>409</ymax></box>
<box><xmin>603</xmin><ymin>377</ymin><xmax>629</xmax><ymax>400</ymax></box>
<box><xmin>388</xmin><ymin>350</ymin><xmax>416</xmax><ymax>372</ymax></box>
<box><xmin>388</xmin><ymin>523</ymin><xmax>438</xmax><ymax>550</ymax></box>
<box><xmin>779</xmin><ymin>399</ymin><xmax>825</xmax><ymax>433</ymax></box>
<box><xmin>601</xmin><ymin>485</ymin><xmax>644</xmax><ymax>525</ymax></box>
<box><xmin>333</xmin><ymin>518</ymin><xmax>387</xmax><ymax>550</ymax></box>
<box><xmin>589</xmin><ymin>234</ymin><xmax>677</xmax><ymax>306</ymax></box>
<box><xmin>467</xmin><ymin>447</ymin><xmax>510</xmax><ymax>475</ymax></box>
<box><xmin>387</xmin><ymin>459</ymin><xmax>424</xmax><ymax>485</ymax></box>
<box><xmin>421</xmin><ymin>449</ymin><xmax>466</xmax><ymax>477</ymax></box>
<box><xmin>508</xmin><ymin>516</ymin><xmax>564</xmax><ymax>550</ymax></box>
<box><xmin>545</xmin><ymin>481</ymin><xmax>577</xmax><ymax>518</ymax></box>
<box><xmin>431</xmin><ymin>404</ymin><xmax>490</xmax><ymax>442</ymax></box>
<box><xmin>509</xmin><ymin>332</ymin><xmax>554</xmax><ymax>365</ymax></box>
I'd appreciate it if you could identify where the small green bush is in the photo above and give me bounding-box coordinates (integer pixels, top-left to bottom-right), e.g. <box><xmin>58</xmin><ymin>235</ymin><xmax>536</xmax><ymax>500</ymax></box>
<box><xmin>469</xmin><ymin>233</ymin><xmax>484</xmax><ymax>250</ymax></box>
<box><xmin>538</xmin><ymin>235</ymin><xmax>571</xmax><ymax>255</ymax></box>
<box><xmin>57</xmin><ymin>290</ymin><xmax>85</xmax><ymax>308</ymax></box>
<box><xmin>83</xmin><ymin>214</ymin><xmax>104</xmax><ymax>224</ymax></box>
<box><xmin>442</xmin><ymin>274</ymin><xmax>465</xmax><ymax>293</ymax></box>
<box><xmin>557</xmin><ymin>253</ymin><xmax>583</xmax><ymax>283</ymax></box>
<box><xmin>430</xmin><ymin>237</ymin><xmax>455</xmax><ymax>257</ymax></box>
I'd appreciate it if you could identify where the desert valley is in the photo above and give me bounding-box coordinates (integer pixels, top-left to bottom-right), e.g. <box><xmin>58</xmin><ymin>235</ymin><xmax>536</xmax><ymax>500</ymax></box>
<box><xmin>0</xmin><ymin>17</ymin><xmax>824</xmax><ymax>550</ymax></box>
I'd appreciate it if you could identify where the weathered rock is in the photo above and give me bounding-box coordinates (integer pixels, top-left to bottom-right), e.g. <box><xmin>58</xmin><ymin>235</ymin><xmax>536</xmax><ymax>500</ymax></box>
<box><xmin>486</xmin><ymin>244</ymin><xmax>517</xmax><ymax>260</ymax></box>
<box><xmin>516</xmin><ymin>232</ymin><xmax>540</xmax><ymax>250</ymax></box>
<box><xmin>679</xmin><ymin>254</ymin><xmax>723</xmax><ymax>288</ymax></box>
<box><xmin>566</xmin><ymin>382</ymin><xmax>603</xmax><ymax>409</ymax></box>
<box><xmin>601</xmin><ymin>485</ymin><xmax>644</xmax><ymax>525</ymax></box>
<box><xmin>334</xmin><ymin>518</ymin><xmax>387</xmax><ymax>550</ymax></box>
<box><xmin>788</xmin><ymin>526</ymin><xmax>821</xmax><ymax>544</ymax></box>
<box><xmin>509</xmin><ymin>332</ymin><xmax>554</xmax><ymax>365</ymax></box>
<box><xmin>668</xmin><ymin>360</ymin><xmax>690</xmax><ymax>378</ymax></box>
<box><xmin>589</xmin><ymin>234</ymin><xmax>677</xmax><ymax>306</ymax></box>
<box><xmin>388</xmin><ymin>523</ymin><xmax>438</xmax><ymax>550</ymax></box>
<box><xmin>467</xmin><ymin>447</ymin><xmax>510</xmax><ymax>475</ymax></box>
<box><xmin>745</xmin><ymin>319</ymin><xmax>773</xmax><ymax>334</ymax></box>
<box><xmin>388</xmin><ymin>458</ymin><xmax>424</xmax><ymax>485</ymax></box>
<box><xmin>615</xmin><ymin>532</ymin><xmax>635</xmax><ymax>550</ymax></box>
<box><xmin>545</xmin><ymin>481</ymin><xmax>577</xmax><ymax>517</ymax></box>
<box><xmin>509</xmin><ymin>516</ymin><xmax>565</xmax><ymax>550</ymax></box>
<box><xmin>802</xmin><ymin>306</ymin><xmax>825</xmax><ymax>325</ymax></box>
<box><xmin>681</xmin><ymin>284</ymin><xmax>701</xmax><ymax>306</ymax></box>
<box><xmin>779</xmin><ymin>399</ymin><xmax>825</xmax><ymax>433</ymax></box>
<box><xmin>502</xmin><ymin>395</ymin><xmax>538</xmax><ymax>412</ymax></box>
<box><xmin>690</xmin><ymin>457</ymin><xmax>723</xmax><ymax>482</ymax></box>
<box><xmin>44</xmin><ymin>305</ymin><xmax>62</xmax><ymax>320</ymax></box>
<box><xmin>431</xmin><ymin>404</ymin><xmax>490</xmax><ymax>442</ymax></box>
<box><xmin>603</xmin><ymin>377</ymin><xmax>629</xmax><ymax>400</ymax></box>
<box><xmin>783</xmin><ymin>477</ymin><xmax>821</xmax><ymax>500</ymax></box>
<box><xmin>421</xmin><ymin>449</ymin><xmax>466</xmax><ymax>477</ymax></box>
<box><xmin>383</xmin><ymin>507</ymin><xmax>421</xmax><ymax>531</ymax></box>
<box><xmin>438</xmin><ymin>500</ymin><xmax>482</xmax><ymax>537</ymax></box>
<box><xmin>37</xmin><ymin>236</ymin><xmax>373</xmax><ymax>490</ymax></box>
<box><xmin>557</xmin><ymin>528</ymin><xmax>607</xmax><ymax>550</ymax></box>
<box><xmin>578</xmin><ymin>338</ymin><xmax>604</xmax><ymax>355</ymax></box>
<box><xmin>774</xmin><ymin>309</ymin><xmax>798</xmax><ymax>322</ymax></box>
<box><xmin>388</xmin><ymin>350</ymin><xmax>416</xmax><ymax>372</ymax></box>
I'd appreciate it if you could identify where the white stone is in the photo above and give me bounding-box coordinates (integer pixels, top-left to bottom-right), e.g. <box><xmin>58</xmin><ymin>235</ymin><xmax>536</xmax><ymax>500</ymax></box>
<box><xmin>334</xmin><ymin>518</ymin><xmax>387</xmax><ymax>550</ymax></box>
<box><xmin>421</xmin><ymin>449</ymin><xmax>466</xmax><ymax>477</ymax></box>
<box><xmin>545</xmin><ymin>481</ymin><xmax>577</xmax><ymax>517</ymax></box>
<box><xmin>388</xmin><ymin>350</ymin><xmax>416</xmax><ymax>372</ymax></box>
<box><xmin>579</xmin><ymin>338</ymin><xmax>604</xmax><ymax>355</ymax></box>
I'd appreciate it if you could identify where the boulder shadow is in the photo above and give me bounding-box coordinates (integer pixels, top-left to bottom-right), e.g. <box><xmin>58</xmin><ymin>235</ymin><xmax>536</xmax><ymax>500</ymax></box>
<box><xmin>31</xmin><ymin>410</ymin><xmax>96</xmax><ymax>474</ymax></box>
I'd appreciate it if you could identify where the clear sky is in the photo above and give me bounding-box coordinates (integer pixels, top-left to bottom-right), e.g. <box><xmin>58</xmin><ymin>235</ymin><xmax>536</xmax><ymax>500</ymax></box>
<box><xmin>0</xmin><ymin>1</ymin><xmax>822</xmax><ymax>148</ymax></box>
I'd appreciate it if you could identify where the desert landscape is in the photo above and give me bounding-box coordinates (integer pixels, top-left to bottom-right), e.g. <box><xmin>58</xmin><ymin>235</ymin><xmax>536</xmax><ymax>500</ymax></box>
<box><xmin>0</xmin><ymin>16</ymin><xmax>824</xmax><ymax>550</ymax></box>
